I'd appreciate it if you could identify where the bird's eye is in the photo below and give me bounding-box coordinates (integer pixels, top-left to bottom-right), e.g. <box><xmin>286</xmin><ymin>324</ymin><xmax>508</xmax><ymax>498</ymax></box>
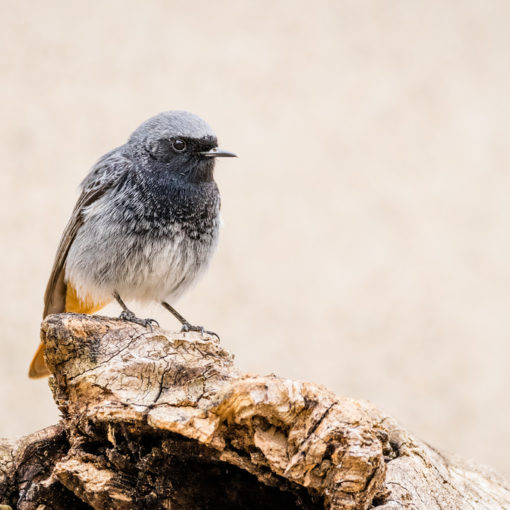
<box><xmin>172</xmin><ymin>139</ymin><xmax>186</xmax><ymax>152</ymax></box>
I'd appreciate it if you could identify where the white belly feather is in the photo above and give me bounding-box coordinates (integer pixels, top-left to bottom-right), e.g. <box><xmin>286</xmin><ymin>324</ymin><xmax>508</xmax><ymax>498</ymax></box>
<box><xmin>65</xmin><ymin>215</ymin><xmax>220</xmax><ymax>306</ymax></box>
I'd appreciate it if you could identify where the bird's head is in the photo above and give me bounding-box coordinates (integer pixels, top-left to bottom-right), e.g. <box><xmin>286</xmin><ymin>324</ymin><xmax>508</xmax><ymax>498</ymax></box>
<box><xmin>128</xmin><ymin>111</ymin><xmax>236</xmax><ymax>183</ymax></box>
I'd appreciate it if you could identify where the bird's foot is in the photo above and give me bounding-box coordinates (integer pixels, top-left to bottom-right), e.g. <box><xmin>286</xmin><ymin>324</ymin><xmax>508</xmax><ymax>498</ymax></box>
<box><xmin>180</xmin><ymin>322</ymin><xmax>219</xmax><ymax>340</ymax></box>
<box><xmin>119</xmin><ymin>310</ymin><xmax>159</xmax><ymax>330</ymax></box>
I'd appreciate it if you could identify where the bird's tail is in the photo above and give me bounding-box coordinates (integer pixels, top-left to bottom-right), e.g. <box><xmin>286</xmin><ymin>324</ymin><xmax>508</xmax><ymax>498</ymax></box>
<box><xmin>28</xmin><ymin>283</ymin><xmax>110</xmax><ymax>379</ymax></box>
<box><xmin>28</xmin><ymin>343</ymin><xmax>50</xmax><ymax>378</ymax></box>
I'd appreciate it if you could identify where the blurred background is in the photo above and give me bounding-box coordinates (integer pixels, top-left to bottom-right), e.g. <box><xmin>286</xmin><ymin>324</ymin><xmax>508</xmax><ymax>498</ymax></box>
<box><xmin>1</xmin><ymin>0</ymin><xmax>510</xmax><ymax>477</ymax></box>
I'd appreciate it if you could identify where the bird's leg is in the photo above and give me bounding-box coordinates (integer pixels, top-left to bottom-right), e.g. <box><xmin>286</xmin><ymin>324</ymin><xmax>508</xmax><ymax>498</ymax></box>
<box><xmin>114</xmin><ymin>291</ymin><xmax>159</xmax><ymax>330</ymax></box>
<box><xmin>161</xmin><ymin>301</ymin><xmax>219</xmax><ymax>339</ymax></box>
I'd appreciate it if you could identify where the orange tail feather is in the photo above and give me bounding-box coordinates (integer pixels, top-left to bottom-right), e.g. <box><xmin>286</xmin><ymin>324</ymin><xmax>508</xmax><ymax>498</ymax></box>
<box><xmin>28</xmin><ymin>342</ymin><xmax>50</xmax><ymax>378</ymax></box>
<box><xmin>28</xmin><ymin>284</ymin><xmax>111</xmax><ymax>378</ymax></box>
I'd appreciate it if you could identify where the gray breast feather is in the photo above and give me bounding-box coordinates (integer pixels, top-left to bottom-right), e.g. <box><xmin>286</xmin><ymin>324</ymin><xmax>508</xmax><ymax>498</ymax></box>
<box><xmin>65</xmin><ymin>191</ymin><xmax>220</xmax><ymax>304</ymax></box>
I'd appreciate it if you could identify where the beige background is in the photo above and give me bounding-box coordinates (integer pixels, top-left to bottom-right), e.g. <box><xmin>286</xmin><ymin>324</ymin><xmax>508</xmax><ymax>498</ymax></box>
<box><xmin>1</xmin><ymin>0</ymin><xmax>510</xmax><ymax>477</ymax></box>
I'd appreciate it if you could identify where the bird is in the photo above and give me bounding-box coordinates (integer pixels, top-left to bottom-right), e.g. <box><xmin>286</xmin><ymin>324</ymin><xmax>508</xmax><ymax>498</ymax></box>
<box><xmin>29</xmin><ymin>110</ymin><xmax>236</xmax><ymax>378</ymax></box>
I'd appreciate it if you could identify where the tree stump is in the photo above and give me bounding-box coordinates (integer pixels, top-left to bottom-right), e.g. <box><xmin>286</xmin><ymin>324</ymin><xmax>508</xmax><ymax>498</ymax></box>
<box><xmin>1</xmin><ymin>314</ymin><xmax>509</xmax><ymax>509</ymax></box>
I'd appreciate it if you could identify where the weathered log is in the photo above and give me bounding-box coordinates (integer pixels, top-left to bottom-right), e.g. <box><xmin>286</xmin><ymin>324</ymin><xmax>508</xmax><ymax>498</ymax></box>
<box><xmin>1</xmin><ymin>314</ymin><xmax>509</xmax><ymax>509</ymax></box>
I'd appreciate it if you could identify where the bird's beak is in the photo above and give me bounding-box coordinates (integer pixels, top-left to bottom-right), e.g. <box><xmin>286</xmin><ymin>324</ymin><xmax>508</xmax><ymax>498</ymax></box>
<box><xmin>200</xmin><ymin>148</ymin><xmax>237</xmax><ymax>158</ymax></box>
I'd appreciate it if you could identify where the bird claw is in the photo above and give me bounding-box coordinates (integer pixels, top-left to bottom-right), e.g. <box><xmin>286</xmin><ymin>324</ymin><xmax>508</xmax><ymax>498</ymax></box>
<box><xmin>180</xmin><ymin>322</ymin><xmax>219</xmax><ymax>340</ymax></box>
<box><xmin>119</xmin><ymin>311</ymin><xmax>159</xmax><ymax>331</ymax></box>
<box><xmin>143</xmin><ymin>318</ymin><xmax>160</xmax><ymax>331</ymax></box>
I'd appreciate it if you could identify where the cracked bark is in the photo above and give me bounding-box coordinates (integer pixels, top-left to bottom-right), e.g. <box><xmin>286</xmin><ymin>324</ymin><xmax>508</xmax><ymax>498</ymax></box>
<box><xmin>1</xmin><ymin>314</ymin><xmax>509</xmax><ymax>509</ymax></box>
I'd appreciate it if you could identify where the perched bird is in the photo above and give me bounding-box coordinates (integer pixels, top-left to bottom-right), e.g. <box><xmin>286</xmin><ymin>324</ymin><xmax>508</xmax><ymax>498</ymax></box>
<box><xmin>29</xmin><ymin>111</ymin><xmax>236</xmax><ymax>378</ymax></box>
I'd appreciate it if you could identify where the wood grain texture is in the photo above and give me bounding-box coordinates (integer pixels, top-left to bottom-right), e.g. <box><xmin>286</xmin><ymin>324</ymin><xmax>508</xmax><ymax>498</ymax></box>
<box><xmin>3</xmin><ymin>314</ymin><xmax>510</xmax><ymax>509</ymax></box>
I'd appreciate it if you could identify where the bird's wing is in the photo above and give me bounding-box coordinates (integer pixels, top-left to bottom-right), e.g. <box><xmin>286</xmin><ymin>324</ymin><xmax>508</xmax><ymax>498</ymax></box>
<box><xmin>43</xmin><ymin>148</ymin><xmax>133</xmax><ymax>317</ymax></box>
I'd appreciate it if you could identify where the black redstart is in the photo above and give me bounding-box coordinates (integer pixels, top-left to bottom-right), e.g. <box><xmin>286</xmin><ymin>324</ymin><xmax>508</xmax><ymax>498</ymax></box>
<box><xmin>29</xmin><ymin>111</ymin><xmax>236</xmax><ymax>378</ymax></box>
